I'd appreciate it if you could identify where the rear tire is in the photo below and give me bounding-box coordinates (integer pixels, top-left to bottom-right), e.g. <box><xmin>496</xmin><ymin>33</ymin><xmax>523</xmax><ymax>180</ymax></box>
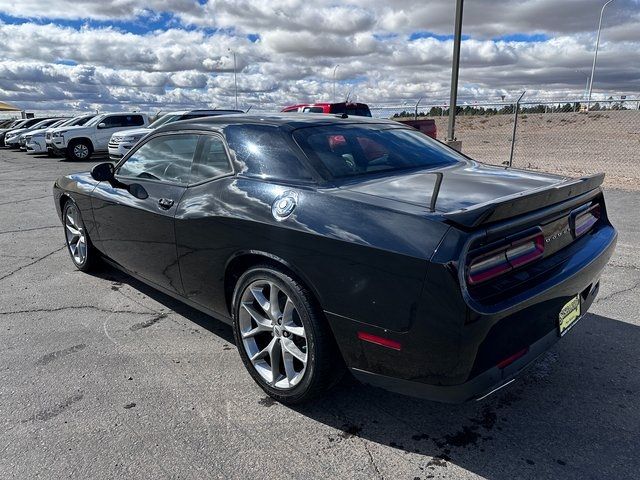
<box><xmin>62</xmin><ymin>200</ymin><xmax>97</xmax><ymax>272</ymax></box>
<box><xmin>232</xmin><ymin>265</ymin><xmax>344</xmax><ymax>404</ymax></box>
<box><xmin>66</xmin><ymin>139</ymin><xmax>92</xmax><ymax>162</ymax></box>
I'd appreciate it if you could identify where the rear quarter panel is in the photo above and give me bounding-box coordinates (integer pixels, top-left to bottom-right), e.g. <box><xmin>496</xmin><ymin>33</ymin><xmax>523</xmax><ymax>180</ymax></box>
<box><xmin>174</xmin><ymin>176</ymin><xmax>450</xmax><ymax>332</ymax></box>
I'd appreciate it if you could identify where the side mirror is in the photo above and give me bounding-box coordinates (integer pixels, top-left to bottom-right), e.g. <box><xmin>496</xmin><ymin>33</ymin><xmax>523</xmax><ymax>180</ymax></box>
<box><xmin>97</xmin><ymin>122</ymin><xmax>107</xmax><ymax>129</ymax></box>
<box><xmin>91</xmin><ymin>162</ymin><xmax>114</xmax><ymax>182</ymax></box>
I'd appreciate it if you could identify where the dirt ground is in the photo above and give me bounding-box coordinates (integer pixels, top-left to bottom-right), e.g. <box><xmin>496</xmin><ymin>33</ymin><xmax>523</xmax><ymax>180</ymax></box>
<box><xmin>423</xmin><ymin>110</ymin><xmax>640</xmax><ymax>190</ymax></box>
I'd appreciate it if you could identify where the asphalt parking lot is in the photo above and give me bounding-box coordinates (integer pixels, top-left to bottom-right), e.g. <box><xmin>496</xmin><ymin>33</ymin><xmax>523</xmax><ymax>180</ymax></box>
<box><xmin>0</xmin><ymin>148</ymin><xmax>638</xmax><ymax>480</ymax></box>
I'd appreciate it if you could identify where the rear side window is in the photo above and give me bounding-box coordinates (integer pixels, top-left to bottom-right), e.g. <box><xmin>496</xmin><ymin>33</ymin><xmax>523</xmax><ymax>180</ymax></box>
<box><xmin>190</xmin><ymin>136</ymin><xmax>233</xmax><ymax>183</ymax></box>
<box><xmin>224</xmin><ymin>125</ymin><xmax>313</xmax><ymax>182</ymax></box>
<box><xmin>302</xmin><ymin>107</ymin><xmax>324</xmax><ymax>113</ymax></box>
<box><xmin>126</xmin><ymin>115</ymin><xmax>145</xmax><ymax>126</ymax></box>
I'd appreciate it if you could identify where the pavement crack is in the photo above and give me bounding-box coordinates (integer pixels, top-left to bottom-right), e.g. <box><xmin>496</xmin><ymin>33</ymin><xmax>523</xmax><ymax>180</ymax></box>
<box><xmin>0</xmin><ymin>225</ymin><xmax>58</xmax><ymax>236</ymax></box>
<box><xmin>362</xmin><ymin>440</ymin><xmax>384</xmax><ymax>480</ymax></box>
<box><xmin>594</xmin><ymin>279</ymin><xmax>640</xmax><ymax>305</ymax></box>
<box><xmin>0</xmin><ymin>245</ymin><xmax>66</xmax><ymax>282</ymax></box>
<box><xmin>0</xmin><ymin>305</ymin><xmax>151</xmax><ymax>316</ymax></box>
<box><xmin>0</xmin><ymin>193</ymin><xmax>51</xmax><ymax>207</ymax></box>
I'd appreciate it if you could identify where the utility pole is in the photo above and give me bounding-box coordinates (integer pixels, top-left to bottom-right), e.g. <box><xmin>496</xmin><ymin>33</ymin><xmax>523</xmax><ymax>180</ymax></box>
<box><xmin>587</xmin><ymin>0</ymin><xmax>616</xmax><ymax>112</ymax></box>
<box><xmin>446</xmin><ymin>0</ymin><xmax>464</xmax><ymax>151</ymax></box>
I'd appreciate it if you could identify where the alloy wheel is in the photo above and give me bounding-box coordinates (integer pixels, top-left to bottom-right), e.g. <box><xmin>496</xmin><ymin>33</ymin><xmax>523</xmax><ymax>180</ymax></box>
<box><xmin>239</xmin><ymin>280</ymin><xmax>308</xmax><ymax>389</ymax></box>
<box><xmin>64</xmin><ymin>204</ymin><xmax>87</xmax><ymax>265</ymax></box>
<box><xmin>73</xmin><ymin>143</ymin><xmax>89</xmax><ymax>159</ymax></box>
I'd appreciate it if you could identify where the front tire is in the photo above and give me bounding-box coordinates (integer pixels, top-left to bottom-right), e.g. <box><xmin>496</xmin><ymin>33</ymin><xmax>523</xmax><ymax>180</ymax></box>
<box><xmin>232</xmin><ymin>265</ymin><xmax>343</xmax><ymax>404</ymax></box>
<box><xmin>66</xmin><ymin>139</ymin><xmax>92</xmax><ymax>162</ymax></box>
<box><xmin>63</xmin><ymin>200</ymin><xmax>97</xmax><ymax>272</ymax></box>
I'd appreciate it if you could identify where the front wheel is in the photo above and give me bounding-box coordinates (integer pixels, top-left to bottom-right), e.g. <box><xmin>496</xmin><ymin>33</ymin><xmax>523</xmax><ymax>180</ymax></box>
<box><xmin>232</xmin><ymin>265</ymin><xmax>343</xmax><ymax>404</ymax></box>
<box><xmin>63</xmin><ymin>200</ymin><xmax>97</xmax><ymax>272</ymax></box>
<box><xmin>66</xmin><ymin>139</ymin><xmax>92</xmax><ymax>162</ymax></box>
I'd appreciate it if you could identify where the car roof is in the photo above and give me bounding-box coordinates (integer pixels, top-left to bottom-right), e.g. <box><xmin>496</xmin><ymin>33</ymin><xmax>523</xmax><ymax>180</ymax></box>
<box><xmin>155</xmin><ymin>113</ymin><xmax>396</xmax><ymax>133</ymax></box>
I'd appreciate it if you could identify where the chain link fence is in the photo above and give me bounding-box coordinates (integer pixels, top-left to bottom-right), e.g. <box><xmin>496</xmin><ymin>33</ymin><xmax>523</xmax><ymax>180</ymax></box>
<box><xmin>374</xmin><ymin>100</ymin><xmax>640</xmax><ymax>190</ymax></box>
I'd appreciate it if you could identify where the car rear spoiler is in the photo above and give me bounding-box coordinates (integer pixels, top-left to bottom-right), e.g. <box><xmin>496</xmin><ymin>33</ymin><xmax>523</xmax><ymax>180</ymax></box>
<box><xmin>443</xmin><ymin>173</ymin><xmax>605</xmax><ymax>229</ymax></box>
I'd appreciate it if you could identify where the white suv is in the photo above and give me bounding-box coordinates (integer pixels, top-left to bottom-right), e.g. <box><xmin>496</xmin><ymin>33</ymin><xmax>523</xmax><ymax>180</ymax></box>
<box><xmin>50</xmin><ymin>112</ymin><xmax>149</xmax><ymax>161</ymax></box>
<box><xmin>107</xmin><ymin>109</ymin><xmax>243</xmax><ymax>160</ymax></box>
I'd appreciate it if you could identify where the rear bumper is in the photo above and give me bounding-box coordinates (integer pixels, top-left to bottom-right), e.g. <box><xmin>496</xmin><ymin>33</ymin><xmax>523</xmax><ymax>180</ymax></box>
<box><xmin>330</xmin><ymin>224</ymin><xmax>616</xmax><ymax>403</ymax></box>
<box><xmin>352</xmin><ymin>281</ymin><xmax>599</xmax><ymax>403</ymax></box>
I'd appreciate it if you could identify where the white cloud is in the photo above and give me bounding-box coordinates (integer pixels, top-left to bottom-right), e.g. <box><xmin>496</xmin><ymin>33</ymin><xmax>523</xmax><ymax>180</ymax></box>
<box><xmin>0</xmin><ymin>0</ymin><xmax>638</xmax><ymax>113</ymax></box>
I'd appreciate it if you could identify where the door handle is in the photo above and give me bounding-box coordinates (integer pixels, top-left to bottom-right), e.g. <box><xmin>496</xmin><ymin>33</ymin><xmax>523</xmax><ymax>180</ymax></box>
<box><xmin>158</xmin><ymin>198</ymin><xmax>174</xmax><ymax>210</ymax></box>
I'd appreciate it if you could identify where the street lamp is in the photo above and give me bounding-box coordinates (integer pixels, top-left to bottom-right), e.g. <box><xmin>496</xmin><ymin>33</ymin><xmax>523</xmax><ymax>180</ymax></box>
<box><xmin>586</xmin><ymin>0</ymin><xmax>616</xmax><ymax>111</ymax></box>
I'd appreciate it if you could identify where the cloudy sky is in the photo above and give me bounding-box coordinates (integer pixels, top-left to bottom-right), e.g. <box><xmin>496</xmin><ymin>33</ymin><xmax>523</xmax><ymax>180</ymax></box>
<box><xmin>0</xmin><ymin>0</ymin><xmax>638</xmax><ymax>114</ymax></box>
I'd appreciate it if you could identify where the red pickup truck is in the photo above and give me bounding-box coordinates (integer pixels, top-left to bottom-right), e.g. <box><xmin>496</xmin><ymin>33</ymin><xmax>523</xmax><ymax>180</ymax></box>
<box><xmin>281</xmin><ymin>102</ymin><xmax>437</xmax><ymax>139</ymax></box>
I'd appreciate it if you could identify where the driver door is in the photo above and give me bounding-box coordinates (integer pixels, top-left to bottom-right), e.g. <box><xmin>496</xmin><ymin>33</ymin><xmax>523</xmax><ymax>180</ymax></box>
<box><xmin>91</xmin><ymin>133</ymin><xmax>198</xmax><ymax>294</ymax></box>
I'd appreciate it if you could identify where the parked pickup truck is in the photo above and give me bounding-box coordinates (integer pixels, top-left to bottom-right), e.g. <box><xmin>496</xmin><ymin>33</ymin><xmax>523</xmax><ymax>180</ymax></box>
<box><xmin>282</xmin><ymin>102</ymin><xmax>438</xmax><ymax>139</ymax></box>
<box><xmin>394</xmin><ymin>118</ymin><xmax>437</xmax><ymax>139</ymax></box>
<box><xmin>282</xmin><ymin>102</ymin><xmax>372</xmax><ymax>117</ymax></box>
<box><xmin>49</xmin><ymin>112</ymin><xmax>149</xmax><ymax>161</ymax></box>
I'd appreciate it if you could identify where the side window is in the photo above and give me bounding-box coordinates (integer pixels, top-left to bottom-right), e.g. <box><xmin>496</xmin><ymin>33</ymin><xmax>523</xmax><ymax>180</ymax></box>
<box><xmin>101</xmin><ymin>115</ymin><xmax>125</xmax><ymax>129</ymax></box>
<box><xmin>117</xmin><ymin>134</ymin><xmax>198</xmax><ymax>184</ymax></box>
<box><xmin>190</xmin><ymin>136</ymin><xmax>232</xmax><ymax>183</ymax></box>
<box><xmin>126</xmin><ymin>115</ymin><xmax>145</xmax><ymax>127</ymax></box>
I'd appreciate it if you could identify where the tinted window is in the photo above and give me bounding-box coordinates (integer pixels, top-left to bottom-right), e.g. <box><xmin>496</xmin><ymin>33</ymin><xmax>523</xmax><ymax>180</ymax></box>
<box><xmin>330</xmin><ymin>104</ymin><xmax>372</xmax><ymax>117</ymax></box>
<box><xmin>101</xmin><ymin>116</ymin><xmax>125</xmax><ymax>128</ymax></box>
<box><xmin>73</xmin><ymin>116</ymin><xmax>95</xmax><ymax>126</ymax></box>
<box><xmin>302</xmin><ymin>107</ymin><xmax>324</xmax><ymax>113</ymax></box>
<box><xmin>126</xmin><ymin>115</ymin><xmax>145</xmax><ymax>126</ymax></box>
<box><xmin>190</xmin><ymin>136</ymin><xmax>232</xmax><ymax>183</ymax></box>
<box><xmin>224</xmin><ymin>125</ymin><xmax>313</xmax><ymax>181</ymax></box>
<box><xmin>294</xmin><ymin>125</ymin><xmax>460</xmax><ymax>179</ymax></box>
<box><xmin>117</xmin><ymin>134</ymin><xmax>198</xmax><ymax>184</ymax></box>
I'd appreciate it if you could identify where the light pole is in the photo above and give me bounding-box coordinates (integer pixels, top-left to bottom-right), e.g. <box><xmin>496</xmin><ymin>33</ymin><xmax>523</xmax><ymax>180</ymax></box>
<box><xmin>587</xmin><ymin>0</ymin><xmax>616</xmax><ymax>111</ymax></box>
<box><xmin>333</xmin><ymin>64</ymin><xmax>340</xmax><ymax>102</ymax></box>
<box><xmin>446</xmin><ymin>0</ymin><xmax>464</xmax><ymax>149</ymax></box>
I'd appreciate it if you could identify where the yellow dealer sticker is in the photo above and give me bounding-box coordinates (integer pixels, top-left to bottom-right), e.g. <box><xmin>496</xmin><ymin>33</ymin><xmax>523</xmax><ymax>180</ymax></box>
<box><xmin>559</xmin><ymin>295</ymin><xmax>581</xmax><ymax>336</ymax></box>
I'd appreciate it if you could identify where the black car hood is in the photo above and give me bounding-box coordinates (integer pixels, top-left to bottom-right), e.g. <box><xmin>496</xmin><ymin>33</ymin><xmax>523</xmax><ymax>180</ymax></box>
<box><xmin>337</xmin><ymin>161</ymin><xmax>566</xmax><ymax>213</ymax></box>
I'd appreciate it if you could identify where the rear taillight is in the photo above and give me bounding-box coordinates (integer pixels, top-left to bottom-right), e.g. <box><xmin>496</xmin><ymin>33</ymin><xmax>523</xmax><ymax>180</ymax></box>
<box><xmin>467</xmin><ymin>230</ymin><xmax>545</xmax><ymax>285</ymax></box>
<box><xmin>573</xmin><ymin>204</ymin><xmax>601</xmax><ymax>238</ymax></box>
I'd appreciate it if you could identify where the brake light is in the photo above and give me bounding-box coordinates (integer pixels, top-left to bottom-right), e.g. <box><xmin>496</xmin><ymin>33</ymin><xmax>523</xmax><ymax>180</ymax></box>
<box><xmin>467</xmin><ymin>231</ymin><xmax>545</xmax><ymax>285</ymax></box>
<box><xmin>574</xmin><ymin>204</ymin><xmax>601</xmax><ymax>237</ymax></box>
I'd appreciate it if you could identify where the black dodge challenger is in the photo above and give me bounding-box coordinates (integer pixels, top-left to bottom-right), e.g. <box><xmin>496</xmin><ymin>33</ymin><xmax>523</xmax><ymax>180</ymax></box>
<box><xmin>53</xmin><ymin>114</ymin><xmax>617</xmax><ymax>404</ymax></box>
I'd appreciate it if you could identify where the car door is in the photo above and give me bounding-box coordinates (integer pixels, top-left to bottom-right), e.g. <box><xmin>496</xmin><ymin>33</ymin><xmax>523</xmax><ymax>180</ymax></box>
<box><xmin>95</xmin><ymin>115</ymin><xmax>125</xmax><ymax>151</ymax></box>
<box><xmin>91</xmin><ymin>132</ymin><xmax>199</xmax><ymax>294</ymax></box>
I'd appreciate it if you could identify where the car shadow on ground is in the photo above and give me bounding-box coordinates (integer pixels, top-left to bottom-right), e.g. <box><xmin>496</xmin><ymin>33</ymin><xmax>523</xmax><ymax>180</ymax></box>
<box><xmin>92</xmin><ymin>264</ymin><xmax>639</xmax><ymax>480</ymax></box>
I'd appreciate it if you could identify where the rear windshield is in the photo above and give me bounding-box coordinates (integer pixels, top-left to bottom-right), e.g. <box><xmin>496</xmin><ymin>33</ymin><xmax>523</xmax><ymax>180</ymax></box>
<box><xmin>293</xmin><ymin>125</ymin><xmax>461</xmax><ymax>179</ymax></box>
